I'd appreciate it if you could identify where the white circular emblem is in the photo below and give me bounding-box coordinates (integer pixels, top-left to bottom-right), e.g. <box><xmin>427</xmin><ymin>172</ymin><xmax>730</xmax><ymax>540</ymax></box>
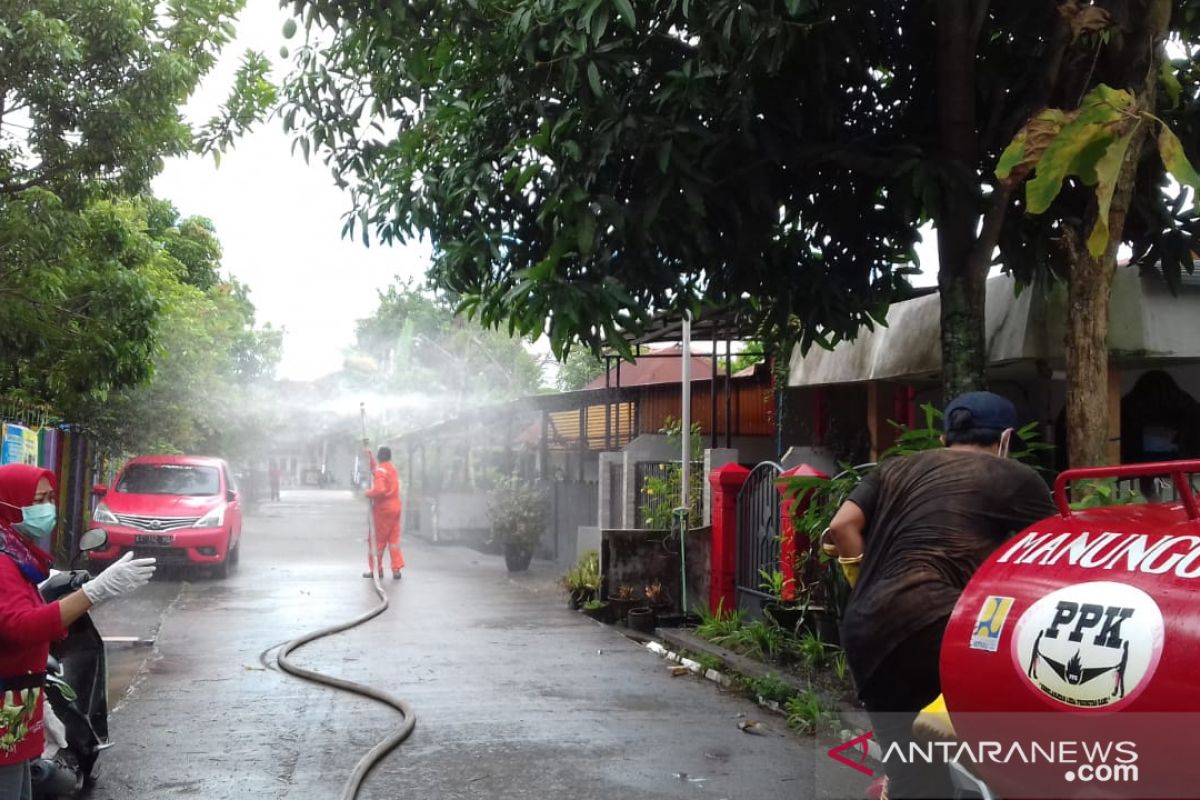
<box><xmin>1012</xmin><ymin>581</ymin><xmax>1164</xmax><ymax>710</ymax></box>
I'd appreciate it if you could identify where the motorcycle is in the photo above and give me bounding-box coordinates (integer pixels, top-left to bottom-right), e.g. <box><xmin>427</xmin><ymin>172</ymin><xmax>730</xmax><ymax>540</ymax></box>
<box><xmin>30</xmin><ymin>528</ymin><xmax>112</xmax><ymax>799</ymax></box>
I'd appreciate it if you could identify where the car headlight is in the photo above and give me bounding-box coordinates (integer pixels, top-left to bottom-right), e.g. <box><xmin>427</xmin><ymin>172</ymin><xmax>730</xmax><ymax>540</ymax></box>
<box><xmin>93</xmin><ymin>504</ymin><xmax>118</xmax><ymax>525</ymax></box>
<box><xmin>194</xmin><ymin>505</ymin><xmax>226</xmax><ymax>528</ymax></box>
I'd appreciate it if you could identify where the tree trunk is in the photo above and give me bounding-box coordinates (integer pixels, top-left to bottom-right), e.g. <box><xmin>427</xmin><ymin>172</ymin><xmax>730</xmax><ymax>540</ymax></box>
<box><xmin>938</xmin><ymin>266</ymin><xmax>988</xmax><ymax>402</ymax></box>
<box><xmin>934</xmin><ymin>0</ymin><xmax>990</xmax><ymax>404</ymax></box>
<box><xmin>1063</xmin><ymin>231</ymin><xmax>1118</xmax><ymax>468</ymax></box>
<box><xmin>1063</xmin><ymin>0</ymin><xmax>1169</xmax><ymax>468</ymax></box>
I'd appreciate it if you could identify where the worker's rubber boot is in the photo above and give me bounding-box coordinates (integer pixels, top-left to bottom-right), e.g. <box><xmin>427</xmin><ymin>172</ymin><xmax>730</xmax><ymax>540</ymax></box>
<box><xmin>392</xmin><ymin>570</ymin><xmax>402</xmax><ymax>581</ymax></box>
<box><xmin>362</xmin><ymin>570</ymin><xmax>381</xmax><ymax>579</ymax></box>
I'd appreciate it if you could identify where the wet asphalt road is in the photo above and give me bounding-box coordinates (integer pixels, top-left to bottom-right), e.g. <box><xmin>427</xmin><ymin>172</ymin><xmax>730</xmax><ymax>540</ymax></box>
<box><xmin>89</xmin><ymin>489</ymin><xmax>862</xmax><ymax>799</ymax></box>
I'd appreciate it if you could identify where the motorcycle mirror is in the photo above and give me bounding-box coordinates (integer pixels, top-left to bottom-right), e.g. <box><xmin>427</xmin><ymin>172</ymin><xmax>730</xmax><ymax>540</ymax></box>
<box><xmin>78</xmin><ymin>528</ymin><xmax>109</xmax><ymax>552</ymax></box>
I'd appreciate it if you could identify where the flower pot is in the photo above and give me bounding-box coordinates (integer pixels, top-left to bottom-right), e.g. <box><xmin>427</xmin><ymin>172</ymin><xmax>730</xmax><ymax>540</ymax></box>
<box><xmin>568</xmin><ymin>588</ymin><xmax>595</xmax><ymax>610</ymax></box>
<box><xmin>504</xmin><ymin>543</ymin><xmax>534</xmax><ymax>572</ymax></box>
<box><xmin>627</xmin><ymin>606</ymin><xmax>657</xmax><ymax>634</ymax></box>
<box><xmin>811</xmin><ymin>606</ymin><xmax>841</xmax><ymax>646</ymax></box>
<box><xmin>610</xmin><ymin>597</ymin><xmax>638</xmax><ymax>622</ymax></box>
<box><xmin>582</xmin><ymin>603</ymin><xmax>614</xmax><ymax>623</ymax></box>
<box><xmin>763</xmin><ymin>602</ymin><xmax>806</xmax><ymax>633</ymax></box>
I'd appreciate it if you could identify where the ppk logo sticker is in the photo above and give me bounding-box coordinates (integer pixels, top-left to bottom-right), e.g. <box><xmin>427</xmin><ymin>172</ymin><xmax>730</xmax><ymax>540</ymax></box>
<box><xmin>1012</xmin><ymin>581</ymin><xmax>1164</xmax><ymax>709</ymax></box>
<box><xmin>970</xmin><ymin>595</ymin><xmax>1015</xmax><ymax>652</ymax></box>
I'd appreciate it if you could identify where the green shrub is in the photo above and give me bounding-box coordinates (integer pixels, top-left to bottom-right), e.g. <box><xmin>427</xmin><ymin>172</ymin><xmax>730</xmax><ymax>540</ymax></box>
<box><xmin>736</xmin><ymin>620</ymin><xmax>785</xmax><ymax>660</ymax></box>
<box><xmin>695</xmin><ymin>600</ymin><xmax>746</xmax><ymax>644</ymax></box>
<box><xmin>487</xmin><ymin>475</ymin><xmax>547</xmax><ymax>553</ymax></box>
<box><xmin>750</xmin><ymin>673</ymin><xmax>794</xmax><ymax>705</ymax></box>
<box><xmin>785</xmin><ymin>686</ymin><xmax>835</xmax><ymax>734</ymax></box>
<box><xmin>796</xmin><ymin>631</ymin><xmax>827</xmax><ymax>669</ymax></box>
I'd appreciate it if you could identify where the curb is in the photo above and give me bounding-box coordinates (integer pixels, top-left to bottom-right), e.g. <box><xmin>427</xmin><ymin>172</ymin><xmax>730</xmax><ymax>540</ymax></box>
<box><xmin>645</xmin><ymin>640</ymin><xmax>735</xmax><ymax>688</ymax></box>
<box><xmin>649</xmin><ymin>627</ymin><xmax>883</xmax><ymax>760</ymax></box>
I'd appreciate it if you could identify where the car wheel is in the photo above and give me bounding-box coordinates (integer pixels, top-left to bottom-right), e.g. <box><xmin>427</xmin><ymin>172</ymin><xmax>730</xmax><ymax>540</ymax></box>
<box><xmin>213</xmin><ymin>538</ymin><xmax>232</xmax><ymax>579</ymax></box>
<box><xmin>229</xmin><ymin>537</ymin><xmax>240</xmax><ymax>566</ymax></box>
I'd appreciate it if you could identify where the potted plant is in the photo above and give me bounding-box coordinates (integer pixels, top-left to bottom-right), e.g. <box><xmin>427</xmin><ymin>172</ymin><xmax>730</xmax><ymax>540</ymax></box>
<box><xmin>610</xmin><ymin>583</ymin><xmax>639</xmax><ymax>622</ymax></box>
<box><xmin>759</xmin><ymin>568</ymin><xmax>808</xmax><ymax>633</ymax></box>
<box><xmin>562</xmin><ymin>550</ymin><xmax>600</xmax><ymax>609</ymax></box>
<box><xmin>582</xmin><ymin>598</ymin><xmax>614</xmax><ymax>623</ymax></box>
<box><xmin>562</xmin><ymin>566</ymin><xmax>584</xmax><ymax>609</ymax></box>
<box><xmin>487</xmin><ymin>475</ymin><xmax>547</xmax><ymax>572</ymax></box>
<box><xmin>627</xmin><ymin>605</ymin><xmax>657</xmax><ymax>633</ymax></box>
<box><xmin>628</xmin><ymin>579</ymin><xmax>666</xmax><ymax>633</ymax></box>
<box><xmin>644</xmin><ymin>579</ymin><xmax>670</xmax><ymax>611</ymax></box>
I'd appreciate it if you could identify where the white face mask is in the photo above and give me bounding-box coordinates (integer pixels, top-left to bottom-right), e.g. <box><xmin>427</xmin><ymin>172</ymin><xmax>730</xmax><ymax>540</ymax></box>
<box><xmin>997</xmin><ymin>428</ymin><xmax>1015</xmax><ymax>459</ymax></box>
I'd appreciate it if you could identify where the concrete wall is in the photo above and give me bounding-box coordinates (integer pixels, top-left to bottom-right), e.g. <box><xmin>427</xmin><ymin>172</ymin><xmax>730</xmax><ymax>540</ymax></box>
<box><xmin>600</xmin><ymin>527</ymin><xmax>712</xmax><ymax>615</ymax></box>
<box><xmin>598</xmin><ymin>452</ymin><xmax>623</xmax><ymax>528</ymax></box>
<box><xmin>726</xmin><ymin>436</ymin><xmax>776</xmax><ymax>465</ymax></box>
<box><xmin>407</xmin><ymin>481</ymin><xmax>595</xmax><ymax>564</ymax></box>
<box><xmin>548</xmin><ymin>480</ymin><xmax>597</xmax><ymax>565</ymax></box>
<box><xmin>703</xmin><ymin>448</ymin><xmax>738</xmax><ymax>526</ymax></box>
<box><xmin>780</xmin><ymin>445</ymin><xmax>841</xmax><ymax>476</ymax></box>
<box><xmin>407</xmin><ymin>491</ymin><xmax>491</xmax><ymax>547</ymax></box>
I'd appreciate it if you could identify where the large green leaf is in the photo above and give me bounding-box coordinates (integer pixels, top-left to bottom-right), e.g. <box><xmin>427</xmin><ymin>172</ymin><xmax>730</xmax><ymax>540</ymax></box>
<box><xmin>587</xmin><ymin>62</ymin><xmax>603</xmax><ymax>97</ymax></box>
<box><xmin>612</xmin><ymin>0</ymin><xmax>636</xmax><ymax>30</ymax></box>
<box><xmin>1158</xmin><ymin>127</ymin><xmax>1200</xmax><ymax>211</ymax></box>
<box><xmin>1086</xmin><ymin>125</ymin><xmax>1139</xmax><ymax>256</ymax></box>
<box><xmin>1025</xmin><ymin>85</ymin><xmax>1134</xmax><ymax>214</ymax></box>
<box><xmin>995</xmin><ymin>109</ymin><xmax>1069</xmax><ymax>187</ymax></box>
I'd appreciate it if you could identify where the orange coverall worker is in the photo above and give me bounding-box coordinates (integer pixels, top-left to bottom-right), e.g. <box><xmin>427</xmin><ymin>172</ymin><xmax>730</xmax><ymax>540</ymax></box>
<box><xmin>363</xmin><ymin>457</ymin><xmax>404</xmax><ymax>576</ymax></box>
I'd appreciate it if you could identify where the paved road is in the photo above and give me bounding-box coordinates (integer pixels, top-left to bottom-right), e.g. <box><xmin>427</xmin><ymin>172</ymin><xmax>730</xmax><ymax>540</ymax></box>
<box><xmin>89</xmin><ymin>489</ymin><xmax>861</xmax><ymax>799</ymax></box>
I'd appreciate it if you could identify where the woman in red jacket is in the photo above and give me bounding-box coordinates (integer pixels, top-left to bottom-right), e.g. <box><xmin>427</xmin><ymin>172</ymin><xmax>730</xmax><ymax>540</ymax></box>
<box><xmin>0</xmin><ymin>464</ymin><xmax>156</xmax><ymax>800</ymax></box>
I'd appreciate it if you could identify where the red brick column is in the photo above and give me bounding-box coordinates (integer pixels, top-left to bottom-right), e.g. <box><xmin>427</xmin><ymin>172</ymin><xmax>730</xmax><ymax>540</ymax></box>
<box><xmin>708</xmin><ymin>463</ymin><xmax>750</xmax><ymax>615</ymax></box>
<box><xmin>778</xmin><ymin>465</ymin><xmax>829</xmax><ymax>602</ymax></box>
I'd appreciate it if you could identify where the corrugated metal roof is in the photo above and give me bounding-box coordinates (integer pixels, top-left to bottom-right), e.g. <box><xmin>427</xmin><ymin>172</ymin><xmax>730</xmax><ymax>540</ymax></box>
<box><xmin>585</xmin><ymin>347</ymin><xmax>718</xmax><ymax>390</ymax></box>
<box><xmin>788</xmin><ymin>270</ymin><xmax>1200</xmax><ymax>387</ymax></box>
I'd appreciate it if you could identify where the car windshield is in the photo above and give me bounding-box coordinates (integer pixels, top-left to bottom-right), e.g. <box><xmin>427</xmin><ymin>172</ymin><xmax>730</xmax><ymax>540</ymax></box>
<box><xmin>116</xmin><ymin>464</ymin><xmax>221</xmax><ymax>497</ymax></box>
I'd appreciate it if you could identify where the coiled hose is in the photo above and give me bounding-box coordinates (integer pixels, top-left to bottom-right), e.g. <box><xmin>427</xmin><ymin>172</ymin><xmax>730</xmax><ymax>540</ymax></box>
<box><xmin>275</xmin><ymin>513</ymin><xmax>416</xmax><ymax>799</ymax></box>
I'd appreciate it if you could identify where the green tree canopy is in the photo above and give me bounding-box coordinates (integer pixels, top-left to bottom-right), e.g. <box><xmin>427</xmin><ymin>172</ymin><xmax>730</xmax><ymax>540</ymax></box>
<box><xmin>281</xmin><ymin>0</ymin><xmax>921</xmax><ymax>359</ymax></box>
<box><xmin>555</xmin><ymin>348</ymin><xmax>606</xmax><ymax>392</ymax></box>
<box><xmin>0</xmin><ymin>0</ymin><xmax>275</xmax><ymax>407</ymax></box>
<box><xmin>69</xmin><ymin>199</ymin><xmax>283</xmax><ymax>460</ymax></box>
<box><xmin>283</xmin><ymin>0</ymin><xmax>1200</xmax><ymax>415</ymax></box>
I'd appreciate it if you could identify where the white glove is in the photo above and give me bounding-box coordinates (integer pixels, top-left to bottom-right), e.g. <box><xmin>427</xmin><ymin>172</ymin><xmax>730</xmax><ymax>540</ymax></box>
<box><xmin>82</xmin><ymin>552</ymin><xmax>157</xmax><ymax>605</ymax></box>
<box><xmin>41</xmin><ymin>702</ymin><xmax>67</xmax><ymax>758</ymax></box>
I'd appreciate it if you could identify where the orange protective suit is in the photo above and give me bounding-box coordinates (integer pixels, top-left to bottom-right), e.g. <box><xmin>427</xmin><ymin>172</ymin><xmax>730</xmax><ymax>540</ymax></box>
<box><xmin>363</xmin><ymin>459</ymin><xmax>404</xmax><ymax>573</ymax></box>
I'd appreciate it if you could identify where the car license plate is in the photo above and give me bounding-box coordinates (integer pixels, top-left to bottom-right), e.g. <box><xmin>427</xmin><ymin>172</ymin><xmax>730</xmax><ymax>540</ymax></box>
<box><xmin>134</xmin><ymin>534</ymin><xmax>174</xmax><ymax>546</ymax></box>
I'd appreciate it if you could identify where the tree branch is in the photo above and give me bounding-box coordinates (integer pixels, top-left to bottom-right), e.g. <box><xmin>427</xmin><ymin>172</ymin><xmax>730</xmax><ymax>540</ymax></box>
<box><xmin>982</xmin><ymin>12</ymin><xmax>1071</xmax><ymax>152</ymax></box>
<box><xmin>966</xmin><ymin>183</ymin><xmax>1012</xmax><ymax>275</ymax></box>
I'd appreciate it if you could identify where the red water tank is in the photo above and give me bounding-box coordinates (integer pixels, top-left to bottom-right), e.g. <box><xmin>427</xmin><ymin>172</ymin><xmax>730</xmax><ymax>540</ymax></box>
<box><xmin>940</xmin><ymin>461</ymin><xmax>1200</xmax><ymax>797</ymax></box>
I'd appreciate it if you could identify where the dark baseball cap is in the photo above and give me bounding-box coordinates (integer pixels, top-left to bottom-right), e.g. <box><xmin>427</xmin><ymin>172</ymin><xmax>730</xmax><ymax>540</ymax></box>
<box><xmin>943</xmin><ymin>391</ymin><xmax>1017</xmax><ymax>433</ymax></box>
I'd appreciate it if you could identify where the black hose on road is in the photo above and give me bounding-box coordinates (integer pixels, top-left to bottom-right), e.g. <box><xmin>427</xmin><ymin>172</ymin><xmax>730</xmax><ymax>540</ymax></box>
<box><xmin>276</xmin><ymin>492</ymin><xmax>415</xmax><ymax>799</ymax></box>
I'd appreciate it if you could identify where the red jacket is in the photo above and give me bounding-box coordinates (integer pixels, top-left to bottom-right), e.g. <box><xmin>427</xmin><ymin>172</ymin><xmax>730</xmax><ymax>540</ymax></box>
<box><xmin>0</xmin><ymin>535</ymin><xmax>64</xmax><ymax>765</ymax></box>
<box><xmin>363</xmin><ymin>461</ymin><xmax>401</xmax><ymax>513</ymax></box>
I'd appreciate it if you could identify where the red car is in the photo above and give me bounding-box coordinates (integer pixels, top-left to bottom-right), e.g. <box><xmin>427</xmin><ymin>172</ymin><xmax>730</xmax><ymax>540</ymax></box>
<box><xmin>89</xmin><ymin>455</ymin><xmax>243</xmax><ymax>577</ymax></box>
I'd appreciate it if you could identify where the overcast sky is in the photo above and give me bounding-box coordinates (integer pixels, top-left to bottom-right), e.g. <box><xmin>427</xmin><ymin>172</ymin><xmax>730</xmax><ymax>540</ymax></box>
<box><xmin>153</xmin><ymin>4</ymin><xmax>430</xmax><ymax>382</ymax></box>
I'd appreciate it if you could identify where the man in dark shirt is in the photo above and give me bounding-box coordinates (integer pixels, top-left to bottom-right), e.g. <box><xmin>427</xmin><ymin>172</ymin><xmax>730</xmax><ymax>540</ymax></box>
<box><xmin>828</xmin><ymin>391</ymin><xmax>1056</xmax><ymax>799</ymax></box>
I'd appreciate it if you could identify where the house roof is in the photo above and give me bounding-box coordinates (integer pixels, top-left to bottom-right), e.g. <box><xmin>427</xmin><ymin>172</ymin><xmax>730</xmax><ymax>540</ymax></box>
<box><xmin>586</xmin><ymin>346</ymin><xmax>719</xmax><ymax>390</ymax></box>
<box><xmin>787</xmin><ymin>269</ymin><xmax>1200</xmax><ymax>388</ymax></box>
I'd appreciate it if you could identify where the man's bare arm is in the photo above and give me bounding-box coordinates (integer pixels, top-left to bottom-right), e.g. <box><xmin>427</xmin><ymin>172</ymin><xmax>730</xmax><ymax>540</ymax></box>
<box><xmin>828</xmin><ymin>500</ymin><xmax>867</xmax><ymax>559</ymax></box>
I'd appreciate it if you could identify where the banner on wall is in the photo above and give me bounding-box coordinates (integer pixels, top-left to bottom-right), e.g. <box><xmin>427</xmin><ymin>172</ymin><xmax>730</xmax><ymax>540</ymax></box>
<box><xmin>1</xmin><ymin>423</ymin><xmax>39</xmax><ymax>466</ymax></box>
